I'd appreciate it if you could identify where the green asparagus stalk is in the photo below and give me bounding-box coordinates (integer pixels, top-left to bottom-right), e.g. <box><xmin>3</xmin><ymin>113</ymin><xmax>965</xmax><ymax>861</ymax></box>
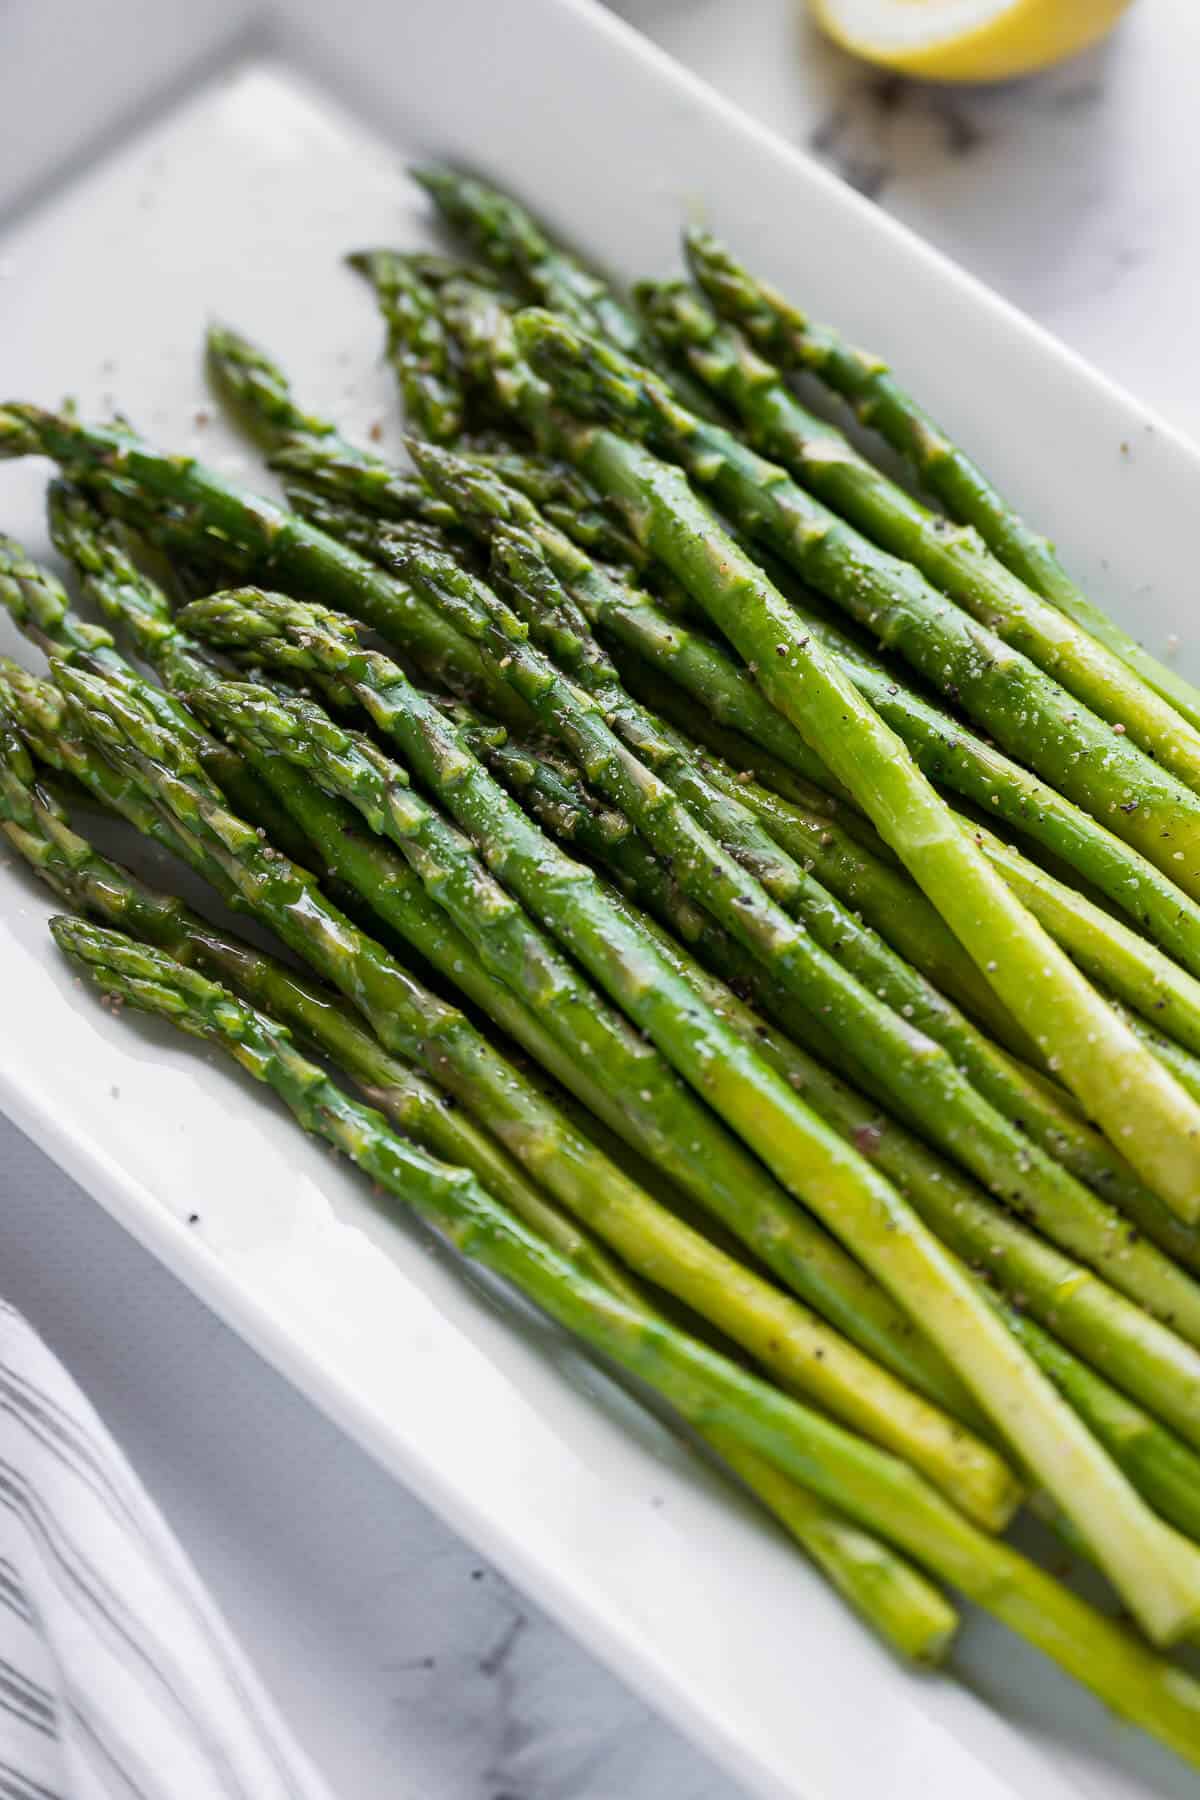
<box><xmin>169</xmin><ymin>670</ymin><xmax>1009</xmax><ymax>1502</ymax></box>
<box><xmin>157</xmin><ymin>600</ymin><xmax>1200</xmax><ymax>1635</ymax></box>
<box><xmin>59</xmin><ymin>649</ymin><xmax>1014</xmax><ymax>1515</ymax></box>
<box><xmin>0</xmin><ymin>736</ymin><xmax>644</xmax><ymax>1306</ymax></box>
<box><xmin>208</xmin><ymin>317</ymin><xmax>647</xmax><ymax>580</ymax></box>
<box><xmin>968</xmin><ymin>823</ymin><xmax>1200</xmax><ymax>1056</ymax></box>
<box><xmin>639</xmin><ymin>277</ymin><xmax>1200</xmax><ymax>794</ymax></box>
<box><xmin>682</xmin><ymin>744</ymin><xmax>1200</xmax><ymax>1263</ymax></box>
<box><xmin>400</xmin><ymin>446</ymin><xmax>1200</xmax><ymax>1260</ymax></box>
<box><xmin>0</xmin><ymin>503</ymin><xmax>318</xmax><ymax>866</ymax></box>
<box><xmin>997</xmin><ymin>1306</ymin><xmax>1200</xmax><ymax>1545</ymax></box>
<box><xmin>1114</xmin><ymin>1006</ymin><xmax>1200</xmax><ymax>1106</ymax></box>
<box><xmin>686</xmin><ymin>226</ymin><xmax>1200</xmax><ymax>735</ymax></box>
<box><xmin>48</xmin><ymin>907</ymin><xmax>966</xmax><ymax>1663</ymax></box>
<box><xmin>513</xmin><ymin>309</ymin><xmax>1200</xmax><ymax>1219</ymax></box>
<box><xmin>9</xmin><ymin>405</ymin><xmax>502</xmax><ymax>704</ymax></box>
<box><xmin>438</xmin><ymin>280</ymin><xmax>1200</xmax><ymax>987</ymax></box>
<box><xmin>517</xmin><ymin>311</ymin><xmax>1200</xmax><ymax>903</ymax></box>
<box><xmin>271</xmin><ymin>428</ymin><xmax>648</xmax><ymax>574</ymax></box>
<box><xmin>462</xmin><ymin>437</ymin><xmax>648</xmax><ymax>569</ymax></box>
<box><xmin>405</xmin><ymin>166</ymin><xmax>722</xmax><ymax>419</ymax></box>
<box><xmin>0</xmin><ymin>528</ymin><xmax>209</xmax><ymax>745</ymax></box>
<box><xmin>0</xmin><ymin>721</ymin><xmax>954</xmax><ymax>1645</ymax></box>
<box><xmin>267</xmin><ymin>441</ymin><xmax>463</xmax><ymax>531</ymax></box>
<box><xmin>470</xmin><ymin>723</ymin><xmax>1200</xmax><ymax>1450</ymax></box>
<box><xmin>27</xmin><ymin>533</ymin><xmax>969</xmax><ymax>1433</ymax></box>
<box><xmin>0</xmin><ymin>753</ymin><xmax>968</xmax><ymax>1644</ymax></box>
<box><xmin>71</xmin><ymin>562</ymin><xmax>976</xmax><ymax>1427</ymax></box>
<box><xmin>264</xmin><ymin>524</ymin><xmax>1200</xmax><ymax>1341</ymax></box>
<box><xmin>55</xmin><ymin>919</ymin><xmax>1200</xmax><ymax>1757</ymax></box>
<box><xmin>343</xmin><ymin>252</ymin><xmax>464</xmax><ymax>440</ymax></box>
<box><xmin>588</xmin><ymin>571</ymin><xmax>1200</xmax><ymax>987</ymax></box>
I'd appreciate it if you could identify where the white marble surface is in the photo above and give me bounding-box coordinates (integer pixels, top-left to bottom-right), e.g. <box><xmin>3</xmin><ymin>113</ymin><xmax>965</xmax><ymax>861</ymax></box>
<box><xmin>3</xmin><ymin>4</ymin><xmax>1200</xmax><ymax>1797</ymax></box>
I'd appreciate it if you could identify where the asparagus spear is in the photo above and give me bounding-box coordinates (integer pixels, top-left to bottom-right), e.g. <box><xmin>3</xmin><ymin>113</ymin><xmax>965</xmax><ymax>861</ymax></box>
<box><xmin>49</xmin><ymin>907</ymin><xmax>966</xmax><ymax>1662</ymax></box>
<box><xmin>0</xmin><ymin>733</ymin><xmax>645</xmax><ymax>1306</ymax></box>
<box><xmin>589</xmin><ymin>572</ymin><xmax>1200</xmax><ymax>987</ymax></box>
<box><xmin>398</xmin><ymin>449</ymin><xmax>1200</xmax><ymax>1257</ymax></box>
<box><xmin>248</xmin><ymin>525</ymin><xmax>1200</xmax><ymax>1340</ymax></box>
<box><xmin>462</xmin><ymin>438</ymin><xmax>648</xmax><ymax>568</ymax></box>
<box><xmin>970</xmin><ymin>824</ymin><xmax>1200</xmax><ymax>1056</ymax></box>
<box><xmin>343</xmin><ymin>252</ymin><xmax>464</xmax><ymax>441</ymax></box>
<box><xmin>169</xmin><ymin>672</ymin><xmax>1010</xmax><ymax>1497</ymax></box>
<box><xmin>639</xmin><ymin>277</ymin><xmax>1200</xmax><ymax>794</ymax></box>
<box><xmin>35</xmin><ymin>542</ymin><xmax>969</xmax><ymax>1425</ymax></box>
<box><xmin>11</xmin><ymin>734</ymin><xmax>993</xmax><ymax>1533</ymax></box>
<box><xmin>0</xmin><ymin>508</ymin><xmax>319</xmax><ymax>866</ymax></box>
<box><xmin>55</xmin><ymin>919</ymin><xmax>1200</xmax><ymax>1756</ymax></box>
<box><xmin>0</xmin><ymin>752</ymin><xmax>966</xmax><ymax>1657</ymax></box>
<box><xmin>405</xmin><ymin>166</ymin><xmax>722</xmax><ymax>419</ymax></box>
<box><xmin>72</xmin><ymin>534</ymin><xmax>970</xmax><ymax>1419</ymax></box>
<box><xmin>512</xmin><ymin>309</ymin><xmax>1200</xmax><ymax>1219</ymax></box>
<box><xmin>686</xmin><ymin>227</ymin><xmax>1200</xmax><ymax>735</ymax></box>
<box><xmin>438</xmin><ymin>278</ymin><xmax>1200</xmax><ymax>984</ymax></box>
<box><xmin>271</xmin><ymin>429</ymin><xmax>647</xmax><ymax>574</ymax></box>
<box><xmin>621</xmin><ymin>628</ymin><xmax>1200</xmax><ymax>1159</ymax></box>
<box><xmin>517</xmin><ymin>311</ymin><xmax>1200</xmax><ymax>904</ymax></box>
<box><xmin>157</xmin><ymin>600</ymin><xmax>1200</xmax><ymax>1632</ymax></box>
<box><xmin>209</xmin><ymin>318</ymin><xmax>646</xmax><ymax>579</ymax></box>
<box><xmin>470</xmin><ymin>722</ymin><xmax>1200</xmax><ymax>1449</ymax></box>
<box><xmin>268</xmin><ymin>441</ymin><xmax>463</xmax><ymax>531</ymax></box>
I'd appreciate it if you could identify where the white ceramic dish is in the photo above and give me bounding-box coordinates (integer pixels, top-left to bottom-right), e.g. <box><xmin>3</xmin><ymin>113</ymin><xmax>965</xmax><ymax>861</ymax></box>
<box><xmin>3</xmin><ymin>5</ymin><xmax>1199</xmax><ymax>1796</ymax></box>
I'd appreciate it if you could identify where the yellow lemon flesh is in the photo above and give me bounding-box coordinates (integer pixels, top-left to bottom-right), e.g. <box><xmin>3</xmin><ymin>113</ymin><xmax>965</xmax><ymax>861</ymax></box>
<box><xmin>812</xmin><ymin>0</ymin><xmax>1134</xmax><ymax>82</ymax></box>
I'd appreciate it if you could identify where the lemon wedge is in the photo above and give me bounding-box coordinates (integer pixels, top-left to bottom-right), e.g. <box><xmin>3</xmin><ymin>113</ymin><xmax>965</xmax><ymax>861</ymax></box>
<box><xmin>811</xmin><ymin>0</ymin><xmax>1133</xmax><ymax>82</ymax></box>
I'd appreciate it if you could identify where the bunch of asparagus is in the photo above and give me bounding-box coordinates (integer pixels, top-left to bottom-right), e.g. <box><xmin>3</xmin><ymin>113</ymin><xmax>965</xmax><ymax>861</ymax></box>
<box><xmin>6</xmin><ymin>164</ymin><xmax>1200</xmax><ymax>1765</ymax></box>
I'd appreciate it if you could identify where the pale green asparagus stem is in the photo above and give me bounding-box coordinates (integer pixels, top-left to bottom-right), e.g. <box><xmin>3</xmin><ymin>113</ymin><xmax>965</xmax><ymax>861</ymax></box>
<box><xmin>77</xmin><ymin>564</ymin><xmax>974</xmax><ymax>1421</ymax></box>
<box><xmin>162</xmin><ymin>594</ymin><xmax>1200</xmax><ymax>1639</ymax></box>
<box><xmin>55</xmin><ymin>658</ymin><xmax>1017</xmax><ymax>1524</ymax></box>
<box><xmin>685</xmin><ymin>225</ymin><xmax>1200</xmax><ymax>735</ymax></box>
<box><xmin>48</xmin><ymin>912</ymin><xmax>968</xmax><ymax>1663</ymax></box>
<box><xmin>639</xmin><ymin>275</ymin><xmax>1200</xmax><ymax>794</ymax></box>
<box><xmin>0</xmin><ymin>732</ymin><xmax>643</xmax><ymax>1300</ymax></box>
<box><xmin>514</xmin><ymin>310</ymin><xmax>1200</xmax><ymax>1222</ymax></box>
<box><xmin>55</xmin><ymin>918</ymin><xmax>1200</xmax><ymax>1759</ymax></box>
<box><xmin>296</xmin><ymin>518</ymin><xmax>1200</xmax><ymax>1350</ymax></box>
<box><xmin>0</xmin><ymin>743</ymin><xmax>951</xmax><ymax>1653</ymax></box>
<box><xmin>467</xmin><ymin>725</ymin><xmax>1200</xmax><ymax>1456</ymax></box>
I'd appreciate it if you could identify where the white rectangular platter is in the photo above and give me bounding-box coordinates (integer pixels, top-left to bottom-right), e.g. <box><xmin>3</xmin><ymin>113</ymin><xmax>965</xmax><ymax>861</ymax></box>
<box><xmin>3</xmin><ymin>5</ymin><xmax>1199</xmax><ymax>1797</ymax></box>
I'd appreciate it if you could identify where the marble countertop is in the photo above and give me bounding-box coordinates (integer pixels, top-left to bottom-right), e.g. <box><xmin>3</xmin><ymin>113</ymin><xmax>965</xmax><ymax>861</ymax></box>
<box><xmin>3</xmin><ymin>5</ymin><xmax>1198</xmax><ymax>1797</ymax></box>
<box><xmin>609</xmin><ymin>0</ymin><xmax>1200</xmax><ymax>440</ymax></box>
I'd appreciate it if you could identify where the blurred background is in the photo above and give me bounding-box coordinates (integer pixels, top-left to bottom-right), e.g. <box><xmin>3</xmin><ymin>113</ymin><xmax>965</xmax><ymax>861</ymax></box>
<box><xmin>606</xmin><ymin>0</ymin><xmax>1198</xmax><ymax>435</ymax></box>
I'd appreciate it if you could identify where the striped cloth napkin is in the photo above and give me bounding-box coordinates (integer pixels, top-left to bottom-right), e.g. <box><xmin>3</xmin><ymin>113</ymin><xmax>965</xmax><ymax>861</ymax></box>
<box><xmin>0</xmin><ymin>1299</ymin><xmax>334</xmax><ymax>1799</ymax></box>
